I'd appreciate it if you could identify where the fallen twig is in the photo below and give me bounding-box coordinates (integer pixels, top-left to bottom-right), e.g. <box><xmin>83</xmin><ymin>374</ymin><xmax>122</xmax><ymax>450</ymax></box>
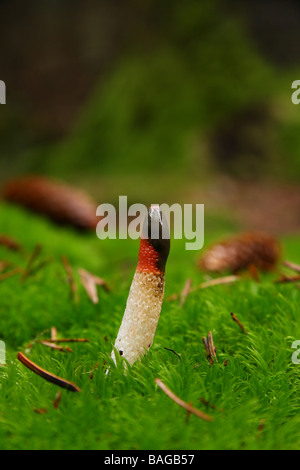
<box><xmin>185</xmin><ymin>401</ymin><xmax>194</xmax><ymax>423</ymax></box>
<box><xmin>207</xmin><ymin>331</ymin><xmax>218</xmax><ymax>363</ymax></box>
<box><xmin>39</xmin><ymin>341</ymin><xmax>72</xmax><ymax>353</ymax></box>
<box><xmin>42</xmin><ymin>338</ymin><xmax>89</xmax><ymax>344</ymax></box>
<box><xmin>168</xmin><ymin>275</ymin><xmax>239</xmax><ymax>301</ymax></box>
<box><xmin>0</xmin><ymin>234</ymin><xmax>22</xmax><ymax>251</ymax></box>
<box><xmin>62</xmin><ymin>255</ymin><xmax>79</xmax><ymax>302</ymax></box>
<box><xmin>258</xmin><ymin>419</ymin><xmax>265</xmax><ymax>438</ymax></box>
<box><xmin>155</xmin><ymin>378</ymin><xmax>213</xmax><ymax>422</ymax></box>
<box><xmin>166</xmin><ymin>293</ymin><xmax>179</xmax><ymax>301</ymax></box>
<box><xmin>274</xmin><ymin>274</ymin><xmax>300</xmax><ymax>284</ymax></box>
<box><xmin>248</xmin><ymin>264</ymin><xmax>260</xmax><ymax>282</ymax></box>
<box><xmin>26</xmin><ymin>257</ymin><xmax>52</xmax><ymax>278</ymax></box>
<box><xmin>17</xmin><ymin>352</ymin><xmax>81</xmax><ymax>392</ymax></box>
<box><xmin>51</xmin><ymin>327</ymin><xmax>57</xmax><ymax>341</ymax></box>
<box><xmin>193</xmin><ymin>275</ymin><xmax>239</xmax><ymax>291</ymax></box>
<box><xmin>78</xmin><ymin>268</ymin><xmax>110</xmax><ymax>304</ymax></box>
<box><xmin>25</xmin><ymin>329</ymin><xmax>50</xmax><ymax>351</ymax></box>
<box><xmin>283</xmin><ymin>260</ymin><xmax>300</xmax><ymax>274</ymax></box>
<box><xmin>202</xmin><ymin>336</ymin><xmax>214</xmax><ymax>365</ymax></box>
<box><xmin>53</xmin><ymin>390</ymin><xmax>62</xmax><ymax>409</ymax></box>
<box><xmin>0</xmin><ymin>261</ymin><xmax>12</xmax><ymax>273</ymax></box>
<box><xmin>0</xmin><ymin>267</ymin><xmax>22</xmax><ymax>282</ymax></box>
<box><xmin>231</xmin><ymin>312</ymin><xmax>247</xmax><ymax>333</ymax></box>
<box><xmin>33</xmin><ymin>408</ymin><xmax>47</xmax><ymax>414</ymax></box>
<box><xmin>20</xmin><ymin>243</ymin><xmax>52</xmax><ymax>280</ymax></box>
<box><xmin>22</xmin><ymin>244</ymin><xmax>43</xmax><ymax>280</ymax></box>
<box><xmin>203</xmin><ymin>331</ymin><xmax>217</xmax><ymax>364</ymax></box>
<box><xmin>179</xmin><ymin>278</ymin><xmax>192</xmax><ymax>306</ymax></box>
<box><xmin>26</xmin><ymin>328</ymin><xmax>89</xmax><ymax>353</ymax></box>
<box><xmin>164</xmin><ymin>347</ymin><xmax>181</xmax><ymax>360</ymax></box>
<box><xmin>199</xmin><ymin>397</ymin><xmax>224</xmax><ymax>412</ymax></box>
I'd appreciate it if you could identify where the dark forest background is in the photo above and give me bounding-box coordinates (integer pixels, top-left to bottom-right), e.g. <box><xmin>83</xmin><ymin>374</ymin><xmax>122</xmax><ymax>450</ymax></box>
<box><xmin>1</xmin><ymin>0</ymin><xmax>300</xmax><ymax>233</ymax></box>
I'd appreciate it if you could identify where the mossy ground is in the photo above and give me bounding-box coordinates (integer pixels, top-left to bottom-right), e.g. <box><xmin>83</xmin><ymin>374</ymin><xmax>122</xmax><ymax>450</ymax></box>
<box><xmin>0</xmin><ymin>202</ymin><xmax>300</xmax><ymax>450</ymax></box>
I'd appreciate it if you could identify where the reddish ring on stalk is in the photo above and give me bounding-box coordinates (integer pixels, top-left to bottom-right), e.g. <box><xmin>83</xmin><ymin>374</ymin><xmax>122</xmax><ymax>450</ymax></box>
<box><xmin>136</xmin><ymin>205</ymin><xmax>170</xmax><ymax>275</ymax></box>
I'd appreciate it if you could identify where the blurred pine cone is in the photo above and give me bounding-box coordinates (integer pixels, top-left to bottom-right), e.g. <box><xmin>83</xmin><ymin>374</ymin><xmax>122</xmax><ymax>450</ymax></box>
<box><xmin>2</xmin><ymin>175</ymin><xmax>98</xmax><ymax>230</ymax></box>
<box><xmin>199</xmin><ymin>232</ymin><xmax>280</xmax><ymax>273</ymax></box>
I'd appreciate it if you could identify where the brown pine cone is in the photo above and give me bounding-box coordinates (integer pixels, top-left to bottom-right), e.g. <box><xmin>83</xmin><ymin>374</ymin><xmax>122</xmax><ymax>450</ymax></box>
<box><xmin>199</xmin><ymin>232</ymin><xmax>280</xmax><ymax>273</ymax></box>
<box><xmin>2</xmin><ymin>175</ymin><xmax>98</xmax><ymax>230</ymax></box>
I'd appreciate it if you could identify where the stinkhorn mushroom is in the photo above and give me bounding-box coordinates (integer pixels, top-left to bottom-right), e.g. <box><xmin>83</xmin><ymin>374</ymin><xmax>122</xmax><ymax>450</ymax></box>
<box><xmin>111</xmin><ymin>205</ymin><xmax>170</xmax><ymax>368</ymax></box>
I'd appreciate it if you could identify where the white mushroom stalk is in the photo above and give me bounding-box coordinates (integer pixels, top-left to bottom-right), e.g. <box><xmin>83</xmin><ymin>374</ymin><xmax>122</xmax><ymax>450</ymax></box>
<box><xmin>111</xmin><ymin>205</ymin><xmax>170</xmax><ymax>368</ymax></box>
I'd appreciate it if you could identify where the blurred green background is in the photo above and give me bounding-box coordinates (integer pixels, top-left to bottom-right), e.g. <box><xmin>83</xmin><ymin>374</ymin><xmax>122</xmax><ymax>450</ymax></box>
<box><xmin>1</xmin><ymin>0</ymin><xmax>300</xmax><ymax>234</ymax></box>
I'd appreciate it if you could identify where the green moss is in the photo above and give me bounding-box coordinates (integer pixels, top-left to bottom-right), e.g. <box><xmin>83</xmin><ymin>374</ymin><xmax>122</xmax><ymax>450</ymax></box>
<box><xmin>1</xmin><ymin>202</ymin><xmax>300</xmax><ymax>449</ymax></box>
